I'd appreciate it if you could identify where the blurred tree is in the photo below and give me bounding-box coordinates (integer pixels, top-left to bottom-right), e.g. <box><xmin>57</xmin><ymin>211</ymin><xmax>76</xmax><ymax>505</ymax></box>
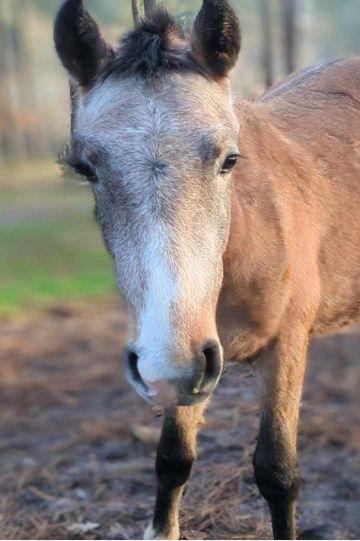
<box><xmin>132</xmin><ymin>0</ymin><xmax>146</xmax><ymax>24</ymax></box>
<box><xmin>32</xmin><ymin>0</ymin><xmax>131</xmax><ymax>25</ymax></box>
<box><xmin>281</xmin><ymin>0</ymin><xmax>298</xmax><ymax>74</ymax></box>
<box><xmin>0</xmin><ymin>0</ymin><xmax>28</xmax><ymax>160</ymax></box>
<box><xmin>176</xmin><ymin>11</ymin><xmax>196</xmax><ymax>37</ymax></box>
<box><xmin>260</xmin><ymin>0</ymin><xmax>274</xmax><ymax>87</ymax></box>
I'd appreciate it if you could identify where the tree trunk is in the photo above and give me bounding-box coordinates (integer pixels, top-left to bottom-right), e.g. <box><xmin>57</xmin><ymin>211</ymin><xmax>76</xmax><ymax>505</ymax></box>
<box><xmin>144</xmin><ymin>0</ymin><xmax>156</xmax><ymax>18</ymax></box>
<box><xmin>260</xmin><ymin>0</ymin><xmax>274</xmax><ymax>88</ymax></box>
<box><xmin>132</xmin><ymin>0</ymin><xmax>143</xmax><ymax>25</ymax></box>
<box><xmin>0</xmin><ymin>0</ymin><xmax>28</xmax><ymax>161</ymax></box>
<box><xmin>281</xmin><ymin>0</ymin><xmax>298</xmax><ymax>75</ymax></box>
<box><xmin>17</xmin><ymin>0</ymin><xmax>50</xmax><ymax>158</ymax></box>
<box><xmin>132</xmin><ymin>0</ymin><xmax>156</xmax><ymax>25</ymax></box>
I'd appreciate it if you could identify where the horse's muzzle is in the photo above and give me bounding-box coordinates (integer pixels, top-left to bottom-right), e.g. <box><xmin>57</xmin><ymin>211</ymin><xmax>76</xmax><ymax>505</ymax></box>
<box><xmin>124</xmin><ymin>340</ymin><xmax>223</xmax><ymax>406</ymax></box>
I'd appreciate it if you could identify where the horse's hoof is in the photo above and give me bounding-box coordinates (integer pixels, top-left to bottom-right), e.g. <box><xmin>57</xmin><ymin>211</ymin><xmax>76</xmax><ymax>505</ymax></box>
<box><xmin>144</xmin><ymin>522</ymin><xmax>180</xmax><ymax>540</ymax></box>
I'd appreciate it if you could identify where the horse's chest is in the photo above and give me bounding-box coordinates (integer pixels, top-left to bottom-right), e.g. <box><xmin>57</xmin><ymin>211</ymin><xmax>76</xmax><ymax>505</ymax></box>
<box><xmin>217</xmin><ymin>275</ymin><xmax>290</xmax><ymax>361</ymax></box>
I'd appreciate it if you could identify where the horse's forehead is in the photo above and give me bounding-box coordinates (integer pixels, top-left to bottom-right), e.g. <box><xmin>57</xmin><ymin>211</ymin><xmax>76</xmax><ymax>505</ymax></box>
<box><xmin>80</xmin><ymin>78</ymin><xmax>154</xmax><ymax>123</ymax></box>
<box><xmin>78</xmin><ymin>74</ymin><xmax>230</xmax><ymax>130</ymax></box>
<box><xmin>74</xmin><ymin>76</ymin><xmax>239</xmax><ymax>168</ymax></box>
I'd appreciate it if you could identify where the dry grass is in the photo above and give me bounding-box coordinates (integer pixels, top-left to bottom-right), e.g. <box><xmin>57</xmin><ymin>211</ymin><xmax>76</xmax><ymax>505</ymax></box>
<box><xmin>0</xmin><ymin>304</ymin><xmax>359</xmax><ymax>539</ymax></box>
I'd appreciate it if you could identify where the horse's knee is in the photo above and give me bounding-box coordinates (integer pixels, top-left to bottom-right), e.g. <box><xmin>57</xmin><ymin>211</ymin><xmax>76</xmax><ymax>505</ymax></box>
<box><xmin>156</xmin><ymin>448</ymin><xmax>195</xmax><ymax>490</ymax></box>
<box><xmin>253</xmin><ymin>441</ymin><xmax>300</xmax><ymax>506</ymax></box>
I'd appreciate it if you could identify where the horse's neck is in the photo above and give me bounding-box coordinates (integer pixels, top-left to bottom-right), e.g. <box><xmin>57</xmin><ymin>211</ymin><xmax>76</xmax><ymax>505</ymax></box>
<box><xmin>218</xmin><ymin>101</ymin><xmax>323</xmax><ymax>359</ymax></box>
<box><xmin>224</xmin><ymin>99</ymin><xmax>322</xmax><ymax>275</ymax></box>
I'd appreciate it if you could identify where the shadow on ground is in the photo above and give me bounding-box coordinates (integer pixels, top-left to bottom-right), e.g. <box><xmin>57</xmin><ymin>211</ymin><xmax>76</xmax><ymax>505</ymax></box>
<box><xmin>0</xmin><ymin>304</ymin><xmax>359</xmax><ymax>539</ymax></box>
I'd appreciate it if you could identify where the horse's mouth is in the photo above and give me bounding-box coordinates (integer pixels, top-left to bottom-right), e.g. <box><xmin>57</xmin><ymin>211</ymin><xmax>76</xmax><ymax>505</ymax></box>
<box><xmin>126</xmin><ymin>374</ymin><xmax>213</xmax><ymax>407</ymax></box>
<box><xmin>176</xmin><ymin>391</ymin><xmax>211</xmax><ymax>406</ymax></box>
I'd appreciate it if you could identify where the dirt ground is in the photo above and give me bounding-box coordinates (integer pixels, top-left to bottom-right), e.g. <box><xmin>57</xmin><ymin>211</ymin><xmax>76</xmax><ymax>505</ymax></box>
<box><xmin>0</xmin><ymin>303</ymin><xmax>359</xmax><ymax>540</ymax></box>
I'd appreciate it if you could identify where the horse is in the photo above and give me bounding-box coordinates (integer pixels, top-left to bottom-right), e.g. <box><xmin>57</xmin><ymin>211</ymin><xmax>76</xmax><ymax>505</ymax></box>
<box><xmin>54</xmin><ymin>1</ymin><xmax>360</xmax><ymax>538</ymax></box>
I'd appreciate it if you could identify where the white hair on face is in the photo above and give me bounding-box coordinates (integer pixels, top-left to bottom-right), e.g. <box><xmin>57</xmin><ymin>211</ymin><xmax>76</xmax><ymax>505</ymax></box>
<box><xmin>134</xmin><ymin>219</ymin><xmax>225</xmax><ymax>385</ymax></box>
<box><xmin>136</xmin><ymin>221</ymin><xmax>180</xmax><ymax>383</ymax></box>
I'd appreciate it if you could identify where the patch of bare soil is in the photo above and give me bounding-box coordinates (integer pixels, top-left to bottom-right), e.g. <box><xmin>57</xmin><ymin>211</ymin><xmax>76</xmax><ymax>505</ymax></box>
<box><xmin>0</xmin><ymin>304</ymin><xmax>359</xmax><ymax>540</ymax></box>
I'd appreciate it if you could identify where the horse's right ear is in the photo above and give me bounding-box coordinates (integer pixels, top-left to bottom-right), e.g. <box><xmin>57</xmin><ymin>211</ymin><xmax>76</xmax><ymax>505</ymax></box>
<box><xmin>54</xmin><ymin>0</ymin><xmax>113</xmax><ymax>87</ymax></box>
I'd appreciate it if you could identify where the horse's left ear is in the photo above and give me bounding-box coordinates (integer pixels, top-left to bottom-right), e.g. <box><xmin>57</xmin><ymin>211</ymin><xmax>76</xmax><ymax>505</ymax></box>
<box><xmin>192</xmin><ymin>0</ymin><xmax>241</xmax><ymax>78</ymax></box>
<box><xmin>54</xmin><ymin>0</ymin><xmax>113</xmax><ymax>87</ymax></box>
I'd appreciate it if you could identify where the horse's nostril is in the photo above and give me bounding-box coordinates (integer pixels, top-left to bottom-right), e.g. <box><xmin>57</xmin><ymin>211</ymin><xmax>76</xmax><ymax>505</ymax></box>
<box><xmin>125</xmin><ymin>348</ymin><xmax>150</xmax><ymax>394</ymax></box>
<box><xmin>199</xmin><ymin>341</ymin><xmax>222</xmax><ymax>394</ymax></box>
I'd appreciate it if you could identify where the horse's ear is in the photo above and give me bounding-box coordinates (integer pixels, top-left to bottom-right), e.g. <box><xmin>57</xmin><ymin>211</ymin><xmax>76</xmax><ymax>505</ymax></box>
<box><xmin>54</xmin><ymin>0</ymin><xmax>113</xmax><ymax>87</ymax></box>
<box><xmin>192</xmin><ymin>0</ymin><xmax>241</xmax><ymax>78</ymax></box>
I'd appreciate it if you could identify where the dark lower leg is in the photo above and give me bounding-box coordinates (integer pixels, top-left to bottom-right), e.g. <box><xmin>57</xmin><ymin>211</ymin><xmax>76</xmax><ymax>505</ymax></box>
<box><xmin>253</xmin><ymin>329</ymin><xmax>308</xmax><ymax>540</ymax></box>
<box><xmin>270</xmin><ymin>500</ymin><xmax>297</xmax><ymax>540</ymax></box>
<box><xmin>254</xmin><ymin>418</ymin><xmax>300</xmax><ymax>539</ymax></box>
<box><xmin>147</xmin><ymin>404</ymin><xmax>206</xmax><ymax>539</ymax></box>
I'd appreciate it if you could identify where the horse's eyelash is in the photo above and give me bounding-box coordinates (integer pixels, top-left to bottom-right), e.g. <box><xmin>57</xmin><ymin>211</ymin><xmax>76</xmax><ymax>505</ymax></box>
<box><xmin>58</xmin><ymin>156</ymin><xmax>91</xmax><ymax>185</ymax></box>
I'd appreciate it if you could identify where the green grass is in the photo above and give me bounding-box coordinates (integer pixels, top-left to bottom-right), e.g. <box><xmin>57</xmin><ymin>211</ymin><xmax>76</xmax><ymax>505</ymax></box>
<box><xmin>0</xmin><ymin>165</ymin><xmax>115</xmax><ymax>318</ymax></box>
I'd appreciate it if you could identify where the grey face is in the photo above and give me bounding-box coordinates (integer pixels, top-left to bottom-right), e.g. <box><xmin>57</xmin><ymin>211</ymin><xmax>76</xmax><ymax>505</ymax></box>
<box><xmin>55</xmin><ymin>0</ymin><xmax>242</xmax><ymax>405</ymax></box>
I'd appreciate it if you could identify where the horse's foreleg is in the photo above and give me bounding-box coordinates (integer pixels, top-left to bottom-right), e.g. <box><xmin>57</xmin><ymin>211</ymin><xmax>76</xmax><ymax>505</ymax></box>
<box><xmin>253</xmin><ymin>328</ymin><xmax>308</xmax><ymax>540</ymax></box>
<box><xmin>145</xmin><ymin>404</ymin><xmax>206</xmax><ymax>540</ymax></box>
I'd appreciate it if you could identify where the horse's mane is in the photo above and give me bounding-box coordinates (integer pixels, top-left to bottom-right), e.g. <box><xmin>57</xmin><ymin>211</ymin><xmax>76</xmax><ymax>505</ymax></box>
<box><xmin>102</xmin><ymin>7</ymin><xmax>209</xmax><ymax>80</ymax></box>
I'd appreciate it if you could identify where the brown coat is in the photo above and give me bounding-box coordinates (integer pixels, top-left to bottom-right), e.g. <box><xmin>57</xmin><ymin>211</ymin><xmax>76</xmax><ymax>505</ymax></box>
<box><xmin>219</xmin><ymin>58</ymin><xmax>360</xmax><ymax>362</ymax></box>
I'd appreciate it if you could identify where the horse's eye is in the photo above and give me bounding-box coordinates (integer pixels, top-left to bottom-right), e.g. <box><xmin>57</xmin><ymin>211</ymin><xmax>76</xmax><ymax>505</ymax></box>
<box><xmin>221</xmin><ymin>154</ymin><xmax>239</xmax><ymax>174</ymax></box>
<box><xmin>74</xmin><ymin>161</ymin><xmax>98</xmax><ymax>183</ymax></box>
